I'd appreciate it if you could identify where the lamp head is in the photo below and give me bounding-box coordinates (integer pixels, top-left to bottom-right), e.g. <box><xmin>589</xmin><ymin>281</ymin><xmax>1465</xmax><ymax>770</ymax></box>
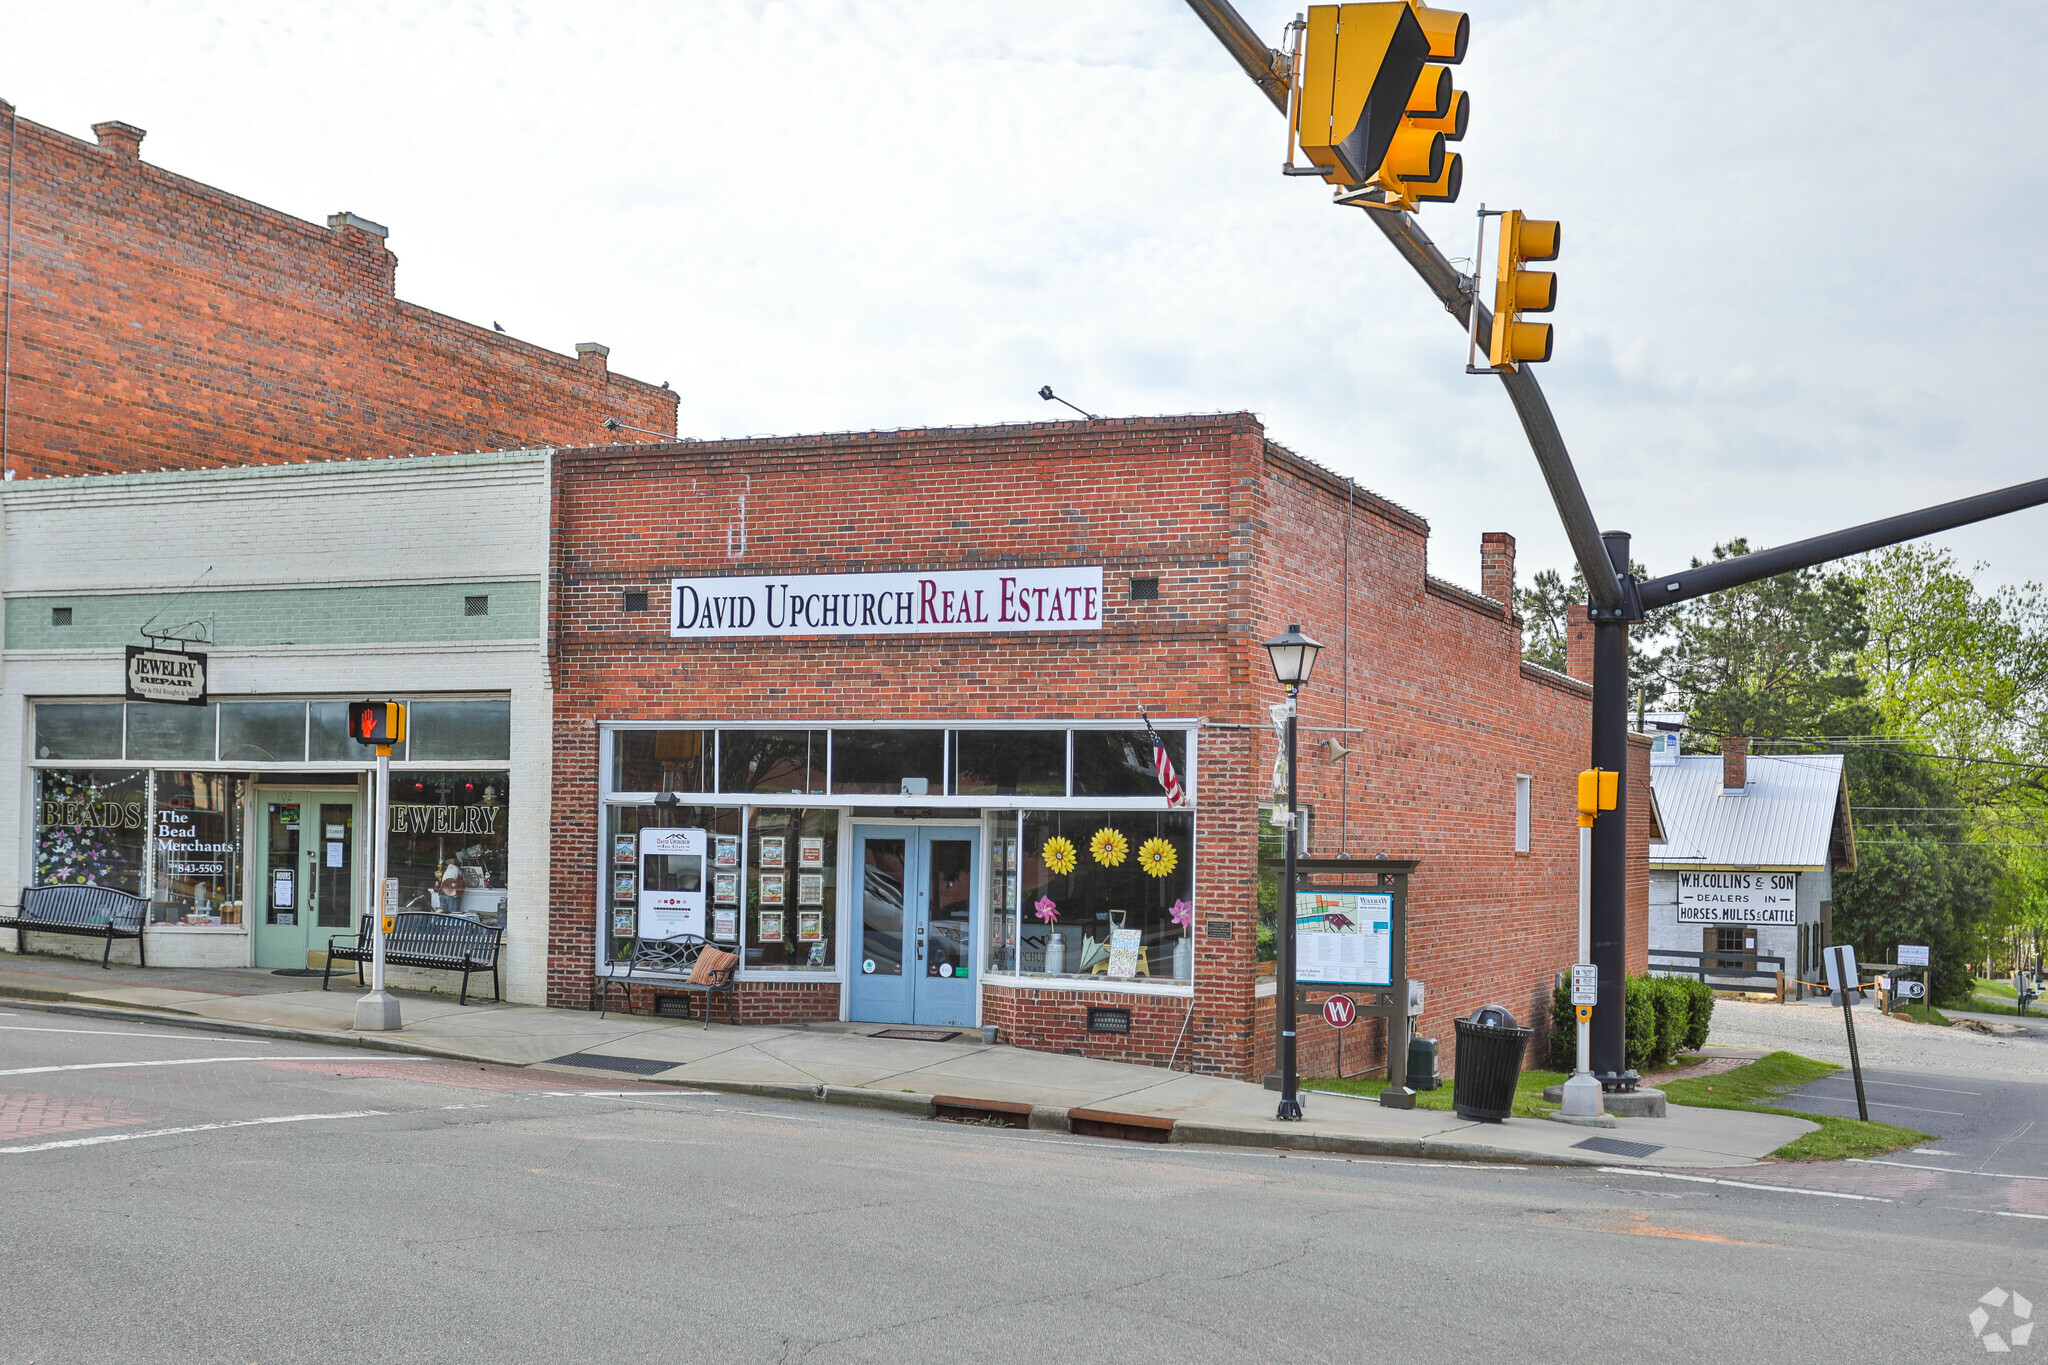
<box><xmin>1262</xmin><ymin>623</ymin><xmax>1322</xmax><ymax>688</ymax></box>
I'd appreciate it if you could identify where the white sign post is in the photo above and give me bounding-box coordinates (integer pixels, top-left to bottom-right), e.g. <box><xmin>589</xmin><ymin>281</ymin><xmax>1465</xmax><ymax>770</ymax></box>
<box><xmin>1559</xmin><ymin>817</ymin><xmax>1605</xmax><ymax>1119</ymax></box>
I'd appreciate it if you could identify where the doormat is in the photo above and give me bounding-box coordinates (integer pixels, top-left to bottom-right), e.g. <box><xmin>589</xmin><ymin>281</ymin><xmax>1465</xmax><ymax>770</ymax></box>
<box><xmin>870</xmin><ymin>1029</ymin><xmax>961</xmax><ymax>1043</ymax></box>
<box><xmin>1571</xmin><ymin>1136</ymin><xmax>1664</xmax><ymax>1159</ymax></box>
<box><xmin>271</xmin><ymin>969</ymin><xmax>327</xmax><ymax>977</ymax></box>
<box><xmin>544</xmin><ymin>1053</ymin><xmax>679</xmax><ymax>1075</ymax></box>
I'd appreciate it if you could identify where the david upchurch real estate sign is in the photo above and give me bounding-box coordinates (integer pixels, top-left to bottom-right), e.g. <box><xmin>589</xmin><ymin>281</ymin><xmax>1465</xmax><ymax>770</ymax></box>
<box><xmin>670</xmin><ymin>567</ymin><xmax>1104</xmax><ymax>639</ymax></box>
<box><xmin>1675</xmin><ymin>870</ymin><xmax>1798</xmax><ymax>925</ymax></box>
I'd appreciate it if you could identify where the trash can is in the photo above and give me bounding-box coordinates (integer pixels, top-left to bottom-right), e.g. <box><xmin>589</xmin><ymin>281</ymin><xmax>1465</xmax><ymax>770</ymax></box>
<box><xmin>1451</xmin><ymin>1005</ymin><xmax>1532</xmax><ymax>1122</ymax></box>
<box><xmin>1405</xmin><ymin>1034</ymin><xmax>1441</xmax><ymax>1091</ymax></box>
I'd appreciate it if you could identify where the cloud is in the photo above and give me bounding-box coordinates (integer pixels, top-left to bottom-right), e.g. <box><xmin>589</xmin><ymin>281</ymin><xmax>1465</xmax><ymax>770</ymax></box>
<box><xmin>7</xmin><ymin>0</ymin><xmax>2046</xmax><ymax>594</ymax></box>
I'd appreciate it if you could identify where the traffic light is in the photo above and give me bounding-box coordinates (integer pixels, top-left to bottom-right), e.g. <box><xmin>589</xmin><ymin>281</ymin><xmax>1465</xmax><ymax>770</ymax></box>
<box><xmin>1576</xmin><ymin>768</ymin><xmax>1618</xmax><ymax>826</ymax></box>
<box><xmin>1293</xmin><ymin>4</ymin><xmax>1432</xmax><ymax>187</ymax></box>
<box><xmin>1369</xmin><ymin>5</ymin><xmax>1468</xmax><ymax>208</ymax></box>
<box><xmin>347</xmin><ymin>701</ymin><xmax>407</xmax><ymax>747</ymax></box>
<box><xmin>1488</xmin><ymin>210</ymin><xmax>1560</xmax><ymax>369</ymax></box>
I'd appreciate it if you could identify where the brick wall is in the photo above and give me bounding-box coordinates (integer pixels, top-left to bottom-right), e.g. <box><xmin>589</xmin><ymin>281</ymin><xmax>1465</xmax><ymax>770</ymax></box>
<box><xmin>545</xmin><ymin>415</ymin><xmax>1648</xmax><ymax>1080</ymax></box>
<box><xmin>0</xmin><ymin>106</ymin><xmax>676</xmax><ymax>478</ymax></box>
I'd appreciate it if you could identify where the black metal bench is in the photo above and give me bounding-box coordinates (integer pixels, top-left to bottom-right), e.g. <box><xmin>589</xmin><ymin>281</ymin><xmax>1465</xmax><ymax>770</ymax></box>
<box><xmin>322</xmin><ymin>911</ymin><xmax>504</xmax><ymax>1005</ymax></box>
<box><xmin>2</xmin><ymin>885</ymin><xmax>149</xmax><ymax>967</ymax></box>
<box><xmin>600</xmin><ymin>934</ymin><xmax>737</xmax><ymax>1029</ymax></box>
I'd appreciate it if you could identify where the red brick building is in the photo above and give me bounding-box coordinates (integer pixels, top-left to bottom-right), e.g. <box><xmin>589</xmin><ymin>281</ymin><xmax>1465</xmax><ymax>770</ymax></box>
<box><xmin>0</xmin><ymin>103</ymin><xmax>675</xmax><ymax>478</ymax></box>
<box><xmin>545</xmin><ymin>414</ymin><xmax>1648</xmax><ymax>1081</ymax></box>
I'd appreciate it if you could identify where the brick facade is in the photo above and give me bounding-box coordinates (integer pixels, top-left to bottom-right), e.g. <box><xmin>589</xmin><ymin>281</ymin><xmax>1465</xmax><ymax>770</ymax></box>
<box><xmin>0</xmin><ymin>104</ymin><xmax>676</xmax><ymax>479</ymax></box>
<box><xmin>545</xmin><ymin>414</ymin><xmax>1649</xmax><ymax>1081</ymax></box>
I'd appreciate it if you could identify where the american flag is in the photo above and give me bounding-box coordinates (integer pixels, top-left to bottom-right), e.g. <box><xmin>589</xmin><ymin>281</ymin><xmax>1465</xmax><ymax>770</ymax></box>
<box><xmin>1144</xmin><ymin>714</ymin><xmax>1187</xmax><ymax>807</ymax></box>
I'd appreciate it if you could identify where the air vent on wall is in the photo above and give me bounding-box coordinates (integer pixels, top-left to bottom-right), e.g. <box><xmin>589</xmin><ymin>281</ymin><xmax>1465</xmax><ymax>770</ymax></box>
<box><xmin>623</xmin><ymin>590</ymin><xmax>650</xmax><ymax>612</ymax></box>
<box><xmin>464</xmin><ymin>595</ymin><xmax>489</xmax><ymax>616</ymax></box>
<box><xmin>1129</xmin><ymin>577</ymin><xmax>1160</xmax><ymax>601</ymax></box>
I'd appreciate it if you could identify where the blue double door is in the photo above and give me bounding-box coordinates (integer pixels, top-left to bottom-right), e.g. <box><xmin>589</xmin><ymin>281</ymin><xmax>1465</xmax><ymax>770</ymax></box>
<box><xmin>849</xmin><ymin>825</ymin><xmax>979</xmax><ymax>1027</ymax></box>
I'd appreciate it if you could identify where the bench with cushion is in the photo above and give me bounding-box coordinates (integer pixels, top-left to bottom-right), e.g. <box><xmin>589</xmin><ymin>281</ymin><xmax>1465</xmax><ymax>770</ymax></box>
<box><xmin>600</xmin><ymin>934</ymin><xmax>738</xmax><ymax>1028</ymax></box>
<box><xmin>322</xmin><ymin>911</ymin><xmax>504</xmax><ymax>1005</ymax></box>
<box><xmin>3</xmin><ymin>884</ymin><xmax>150</xmax><ymax>967</ymax></box>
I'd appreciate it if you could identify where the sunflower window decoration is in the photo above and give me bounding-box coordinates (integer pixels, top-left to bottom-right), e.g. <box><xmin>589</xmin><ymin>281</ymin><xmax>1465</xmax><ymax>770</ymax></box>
<box><xmin>1137</xmin><ymin>837</ymin><xmax>1178</xmax><ymax>878</ymax></box>
<box><xmin>1041</xmin><ymin>835</ymin><xmax>1078</xmax><ymax>877</ymax></box>
<box><xmin>1089</xmin><ymin>827</ymin><xmax>1128</xmax><ymax>868</ymax></box>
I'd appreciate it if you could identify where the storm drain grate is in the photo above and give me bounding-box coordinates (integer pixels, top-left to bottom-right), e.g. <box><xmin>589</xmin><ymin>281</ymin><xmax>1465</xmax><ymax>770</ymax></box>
<box><xmin>1572</xmin><ymin>1136</ymin><xmax>1664</xmax><ymax>1159</ymax></box>
<box><xmin>271</xmin><ymin>969</ymin><xmax>327</xmax><ymax>977</ymax></box>
<box><xmin>870</xmin><ymin>1029</ymin><xmax>960</xmax><ymax>1043</ymax></box>
<box><xmin>544</xmin><ymin>1053</ymin><xmax>678</xmax><ymax>1075</ymax></box>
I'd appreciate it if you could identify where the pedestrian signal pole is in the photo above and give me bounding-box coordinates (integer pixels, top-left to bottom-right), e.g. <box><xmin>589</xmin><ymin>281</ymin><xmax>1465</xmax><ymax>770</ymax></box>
<box><xmin>1562</xmin><ymin>769</ymin><xmax>1614</xmax><ymax>1118</ymax></box>
<box><xmin>349</xmin><ymin>701</ymin><xmax>406</xmax><ymax>1032</ymax></box>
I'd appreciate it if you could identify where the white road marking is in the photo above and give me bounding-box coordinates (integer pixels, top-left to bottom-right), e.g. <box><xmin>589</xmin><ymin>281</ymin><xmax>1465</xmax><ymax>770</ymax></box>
<box><xmin>1861</xmin><ymin>1079</ymin><xmax>1981</xmax><ymax>1096</ymax></box>
<box><xmin>1852</xmin><ymin>1158</ymin><xmax>2048</xmax><ymax>1183</ymax></box>
<box><xmin>1912</xmin><ymin>1148</ymin><xmax>1960</xmax><ymax>1156</ymax></box>
<box><xmin>1600</xmin><ymin>1167</ymin><xmax>1893</xmax><ymax>1202</ymax></box>
<box><xmin>0</xmin><ymin>1025</ymin><xmax>262</xmax><ymax>1041</ymax></box>
<box><xmin>0</xmin><ymin>1110</ymin><xmax>385</xmax><ymax>1154</ymax></box>
<box><xmin>1994</xmin><ymin>1211</ymin><xmax>2048</xmax><ymax>1221</ymax></box>
<box><xmin>1793</xmin><ymin>1093</ymin><xmax>1964</xmax><ymax>1117</ymax></box>
<box><xmin>0</xmin><ymin>1056</ymin><xmax>418</xmax><ymax>1077</ymax></box>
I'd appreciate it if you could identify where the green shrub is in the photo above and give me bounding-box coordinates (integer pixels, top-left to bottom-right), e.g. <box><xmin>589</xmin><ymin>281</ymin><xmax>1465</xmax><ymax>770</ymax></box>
<box><xmin>1546</xmin><ymin>982</ymin><xmax>1577</xmax><ymax>1071</ymax></box>
<box><xmin>1623</xmin><ymin>976</ymin><xmax>1658</xmax><ymax>1072</ymax></box>
<box><xmin>1648</xmin><ymin>976</ymin><xmax>1686</xmax><ymax>1066</ymax></box>
<box><xmin>1676</xmin><ymin>976</ymin><xmax>1715</xmax><ymax>1051</ymax></box>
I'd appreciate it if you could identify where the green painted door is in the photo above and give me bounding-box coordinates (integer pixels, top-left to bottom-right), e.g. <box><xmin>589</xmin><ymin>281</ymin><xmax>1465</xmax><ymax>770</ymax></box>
<box><xmin>253</xmin><ymin>793</ymin><xmax>359</xmax><ymax>969</ymax></box>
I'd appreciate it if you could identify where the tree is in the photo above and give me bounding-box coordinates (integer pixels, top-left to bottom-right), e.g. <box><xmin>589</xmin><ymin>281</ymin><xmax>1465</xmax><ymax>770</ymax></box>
<box><xmin>1652</xmin><ymin>540</ymin><xmax>1867</xmax><ymax>743</ymax></box>
<box><xmin>1516</xmin><ymin>560</ymin><xmax>1671</xmax><ymax>698</ymax></box>
<box><xmin>1832</xmin><ymin>742</ymin><xmax>2002</xmax><ymax>1007</ymax></box>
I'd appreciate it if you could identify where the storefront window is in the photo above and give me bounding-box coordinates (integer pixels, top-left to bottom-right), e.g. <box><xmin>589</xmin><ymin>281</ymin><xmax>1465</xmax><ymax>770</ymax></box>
<box><xmin>1018</xmin><ymin>810</ymin><xmax>1194</xmax><ymax>981</ymax></box>
<box><xmin>410</xmin><ymin>701</ymin><xmax>512</xmax><ymax>761</ymax></box>
<box><xmin>34</xmin><ymin>769</ymin><xmax>148</xmax><ymax>894</ymax></box>
<box><xmin>152</xmin><ymin>772</ymin><xmax>244</xmax><ymax>925</ymax></box>
<box><xmin>952</xmin><ymin>731</ymin><xmax>1065</xmax><ymax>797</ymax></box>
<box><xmin>612</xmin><ymin>730</ymin><xmax>714</xmax><ymax>795</ymax></box>
<box><xmin>1071</xmin><ymin>729</ymin><xmax>1187</xmax><ymax>798</ymax></box>
<box><xmin>35</xmin><ymin>704</ymin><xmax>124</xmax><ymax>760</ymax></box>
<box><xmin>719</xmin><ymin>730</ymin><xmax>825</xmax><ymax>794</ymax></box>
<box><xmin>219</xmin><ymin>702</ymin><xmax>306</xmax><ymax>763</ymax></box>
<box><xmin>830</xmin><ymin>729</ymin><xmax>943</xmax><ymax>796</ymax></box>
<box><xmin>985</xmin><ymin>817</ymin><xmax>1021</xmax><ymax>972</ymax></box>
<box><xmin>126</xmin><ymin>703</ymin><xmax>216</xmax><ymax>762</ymax></box>
<box><xmin>744</xmin><ymin>808</ymin><xmax>837</xmax><ymax>970</ymax></box>
<box><xmin>604</xmin><ymin>804</ymin><xmax>743</xmax><ymax>965</ymax></box>
<box><xmin>386</xmin><ymin>772</ymin><xmax>510</xmax><ymax>927</ymax></box>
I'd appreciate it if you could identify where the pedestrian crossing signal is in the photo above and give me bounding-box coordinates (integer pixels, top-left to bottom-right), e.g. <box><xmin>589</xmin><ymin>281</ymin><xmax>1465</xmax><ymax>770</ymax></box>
<box><xmin>348</xmin><ymin>701</ymin><xmax>407</xmax><ymax>747</ymax></box>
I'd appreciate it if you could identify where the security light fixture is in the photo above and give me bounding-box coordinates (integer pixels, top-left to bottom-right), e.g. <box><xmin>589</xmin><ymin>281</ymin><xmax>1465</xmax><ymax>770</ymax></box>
<box><xmin>1262</xmin><ymin>624</ymin><xmax>1322</xmax><ymax>688</ymax></box>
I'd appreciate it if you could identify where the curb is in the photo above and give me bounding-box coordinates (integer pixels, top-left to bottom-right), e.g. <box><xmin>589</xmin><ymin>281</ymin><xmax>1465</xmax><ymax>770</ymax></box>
<box><xmin>1</xmin><ymin>990</ymin><xmax>1593</xmax><ymax>1166</ymax></box>
<box><xmin>1169</xmin><ymin>1121</ymin><xmax>1598</xmax><ymax>1166</ymax></box>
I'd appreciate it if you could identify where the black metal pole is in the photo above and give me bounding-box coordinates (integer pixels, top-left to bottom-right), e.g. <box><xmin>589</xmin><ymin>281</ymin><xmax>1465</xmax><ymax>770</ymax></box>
<box><xmin>1278</xmin><ymin>686</ymin><xmax>1303</xmax><ymax>1120</ymax></box>
<box><xmin>1589</xmin><ymin>531</ymin><xmax>1635</xmax><ymax>1087</ymax></box>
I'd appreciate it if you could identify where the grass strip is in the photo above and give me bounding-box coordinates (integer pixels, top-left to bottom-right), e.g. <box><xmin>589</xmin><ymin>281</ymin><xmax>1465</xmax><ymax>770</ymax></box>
<box><xmin>1304</xmin><ymin>1067</ymin><xmax>1567</xmax><ymax>1119</ymax></box>
<box><xmin>1659</xmin><ymin>1050</ymin><xmax>1929</xmax><ymax>1161</ymax></box>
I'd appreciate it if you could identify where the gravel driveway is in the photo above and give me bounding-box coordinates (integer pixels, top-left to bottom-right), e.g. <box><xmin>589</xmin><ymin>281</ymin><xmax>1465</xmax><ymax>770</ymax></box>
<box><xmin>1708</xmin><ymin>998</ymin><xmax>2048</xmax><ymax>1080</ymax></box>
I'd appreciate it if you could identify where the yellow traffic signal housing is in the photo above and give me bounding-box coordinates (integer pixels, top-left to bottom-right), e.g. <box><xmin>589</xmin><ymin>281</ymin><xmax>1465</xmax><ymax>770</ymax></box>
<box><xmin>1576</xmin><ymin>768</ymin><xmax>1619</xmax><ymax>824</ymax></box>
<box><xmin>1488</xmin><ymin>210</ymin><xmax>1560</xmax><ymax>369</ymax></box>
<box><xmin>1294</xmin><ymin>4</ymin><xmax>1432</xmax><ymax>187</ymax></box>
<box><xmin>348</xmin><ymin>700</ymin><xmax>408</xmax><ymax>747</ymax></box>
<box><xmin>1363</xmin><ymin>5</ymin><xmax>1468</xmax><ymax>210</ymax></box>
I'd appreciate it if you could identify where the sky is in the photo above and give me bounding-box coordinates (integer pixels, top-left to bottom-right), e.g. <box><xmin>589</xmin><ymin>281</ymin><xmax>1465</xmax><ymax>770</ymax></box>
<box><xmin>6</xmin><ymin>0</ymin><xmax>2046</xmax><ymax>603</ymax></box>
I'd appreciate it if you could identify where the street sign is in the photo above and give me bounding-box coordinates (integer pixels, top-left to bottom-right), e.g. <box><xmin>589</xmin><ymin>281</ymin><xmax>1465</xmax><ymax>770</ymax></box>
<box><xmin>1322</xmin><ymin>995</ymin><xmax>1356</xmax><ymax>1030</ymax></box>
<box><xmin>1570</xmin><ymin>962</ymin><xmax>1598</xmax><ymax>1006</ymax></box>
<box><xmin>1898</xmin><ymin>944</ymin><xmax>1930</xmax><ymax>967</ymax></box>
<box><xmin>1823</xmin><ymin>944</ymin><xmax>1859</xmax><ymax>995</ymax></box>
<box><xmin>125</xmin><ymin>644</ymin><xmax>208</xmax><ymax>705</ymax></box>
<box><xmin>1898</xmin><ymin>979</ymin><xmax>1926</xmax><ymax>1000</ymax></box>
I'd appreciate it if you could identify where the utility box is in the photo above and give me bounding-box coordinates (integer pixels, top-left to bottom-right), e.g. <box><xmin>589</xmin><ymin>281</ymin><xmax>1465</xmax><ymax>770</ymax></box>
<box><xmin>1406</xmin><ymin>1034</ymin><xmax>1441</xmax><ymax>1090</ymax></box>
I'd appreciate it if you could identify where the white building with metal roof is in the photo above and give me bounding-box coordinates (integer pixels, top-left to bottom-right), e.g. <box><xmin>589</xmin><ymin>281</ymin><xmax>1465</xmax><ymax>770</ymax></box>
<box><xmin>1647</xmin><ymin>734</ymin><xmax>1857</xmax><ymax>993</ymax></box>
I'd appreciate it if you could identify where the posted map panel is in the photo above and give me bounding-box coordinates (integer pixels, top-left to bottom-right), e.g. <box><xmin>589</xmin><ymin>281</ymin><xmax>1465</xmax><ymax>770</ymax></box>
<box><xmin>1295</xmin><ymin>891</ymin><xmax>1393</xmax><ymax>987</ymax></box>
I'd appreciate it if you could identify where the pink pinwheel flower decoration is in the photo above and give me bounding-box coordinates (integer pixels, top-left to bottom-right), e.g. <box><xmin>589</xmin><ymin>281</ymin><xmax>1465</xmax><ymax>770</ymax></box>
<box><xmin>1033</xmin><ymin>896</ymin><xmax>1058</xmax><ymax>924</ymax></box>
<box><xmin>1169</xmin><ymin>899</ymin><xmax>1193</xmax><ymax>930</ymax></box>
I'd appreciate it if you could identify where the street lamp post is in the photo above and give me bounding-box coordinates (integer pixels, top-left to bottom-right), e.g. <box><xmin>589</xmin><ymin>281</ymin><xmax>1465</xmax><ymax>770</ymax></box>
<box><xmin>1263</xmin><ymin>624</ymin><xmax>1321</xmax><ymax>1122</ymax></box>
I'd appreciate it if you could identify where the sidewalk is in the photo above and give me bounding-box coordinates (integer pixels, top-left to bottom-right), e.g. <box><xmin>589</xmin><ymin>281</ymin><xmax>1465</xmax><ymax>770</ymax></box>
<box><xmin>0</xmin><ymin>953</ymin><xmax>1810</xmax><ymax>1168</ymax></box>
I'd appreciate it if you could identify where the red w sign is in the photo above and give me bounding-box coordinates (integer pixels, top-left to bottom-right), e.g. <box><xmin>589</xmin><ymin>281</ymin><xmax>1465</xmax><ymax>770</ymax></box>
<box><xmin>1322</xmin><ymin>995</ymin><xmax>1356</xmax><ymax>1029</ymax></box>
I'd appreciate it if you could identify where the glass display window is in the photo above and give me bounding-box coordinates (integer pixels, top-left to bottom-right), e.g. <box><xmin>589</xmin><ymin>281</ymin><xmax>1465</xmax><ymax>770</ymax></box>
<box><xmin>34</xmin><ymin>704</ymin><xmax>124</xmax><ymax>760</ymax></box>
<box><xmin>1070</xmin><ymin>729</ymin><xmax>1187</xmax><ymax>798</ymax></box>
<box><xmin>829</xmin><ymin>729</ymin><xmax>943</xmax><ymax>797</ymax></box>
<box><xmin>745</xmin><ymin>808</ymin><xmax>837</xmax><ymax>970</ymax></box>
<box><xmin>984</xmin><ymin>818</ymin><xmax>1021</xmax><ymax>972</ymax></box>
<box><xmin>952</xmin><ymin>731</ymin><xmax>1065</xmax><ymax>797</ymax></box>
<box><xmin>612</xmin><ymin>729</ymin><xmax>714</xmax><ymax>795</ymax></box>
<box><xmin>409</xmin><ymin>700</ymin><xmax>512</xmax><ymax>761</ymax></box>
<box><xmin>219</xmin><ymin>702</ymin><xmax>307</xmax><ymax>764</ymax></box>
<box><xmin>1017</xmin><ymin>810</ymin><xmax>1194</xmax><ymax>981</ymax></box>
<box><xmin>125</xmin><ymin>703</ymin><xmax>217</xmax><ymax>763</ymax></box>
<box><xmin>385</xmin><ymin>772</ymin><xmax>510</xmax><ymax>927</ymax></box>
<box><xmin>151</xmin><ymin>772</ymin><xmax>245</xmax><ymax>925</ymax></box>
<box><xmin>718</xmin><ymin>730</ymin><xmax>825</xmax><ymax>795</ymax></box>
<box><xmin>34</xmin><ymin>769</ymin><xmax>148</xmax><ymax>895</ymax></box>
<box><xmin>604</xmin><ymin>804</ymin><xmax>742</xmax><ymax>965</ymax></box>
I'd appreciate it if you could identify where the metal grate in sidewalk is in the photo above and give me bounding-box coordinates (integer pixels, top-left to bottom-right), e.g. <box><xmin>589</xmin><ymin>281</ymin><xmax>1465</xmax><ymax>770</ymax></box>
<box><xmin>1572</xmin><ymin>1136</ymin><xmax>1664</xmax><ymax>1159</ymax></box>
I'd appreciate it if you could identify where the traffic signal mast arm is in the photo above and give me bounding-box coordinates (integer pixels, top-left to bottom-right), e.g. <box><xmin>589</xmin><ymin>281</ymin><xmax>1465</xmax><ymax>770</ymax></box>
<box><xmin>1182</xmin><ymin>0</ymin><xmax>1625</xmax><ymax>614</ymax></box>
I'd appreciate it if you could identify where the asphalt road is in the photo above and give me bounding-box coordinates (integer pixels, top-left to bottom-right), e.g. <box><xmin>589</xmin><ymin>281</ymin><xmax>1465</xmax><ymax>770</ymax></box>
<box><xmin>0</xmin><ymin>1008</ymin><xmax>2041</xmax><ymax>1364</ymax></box>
